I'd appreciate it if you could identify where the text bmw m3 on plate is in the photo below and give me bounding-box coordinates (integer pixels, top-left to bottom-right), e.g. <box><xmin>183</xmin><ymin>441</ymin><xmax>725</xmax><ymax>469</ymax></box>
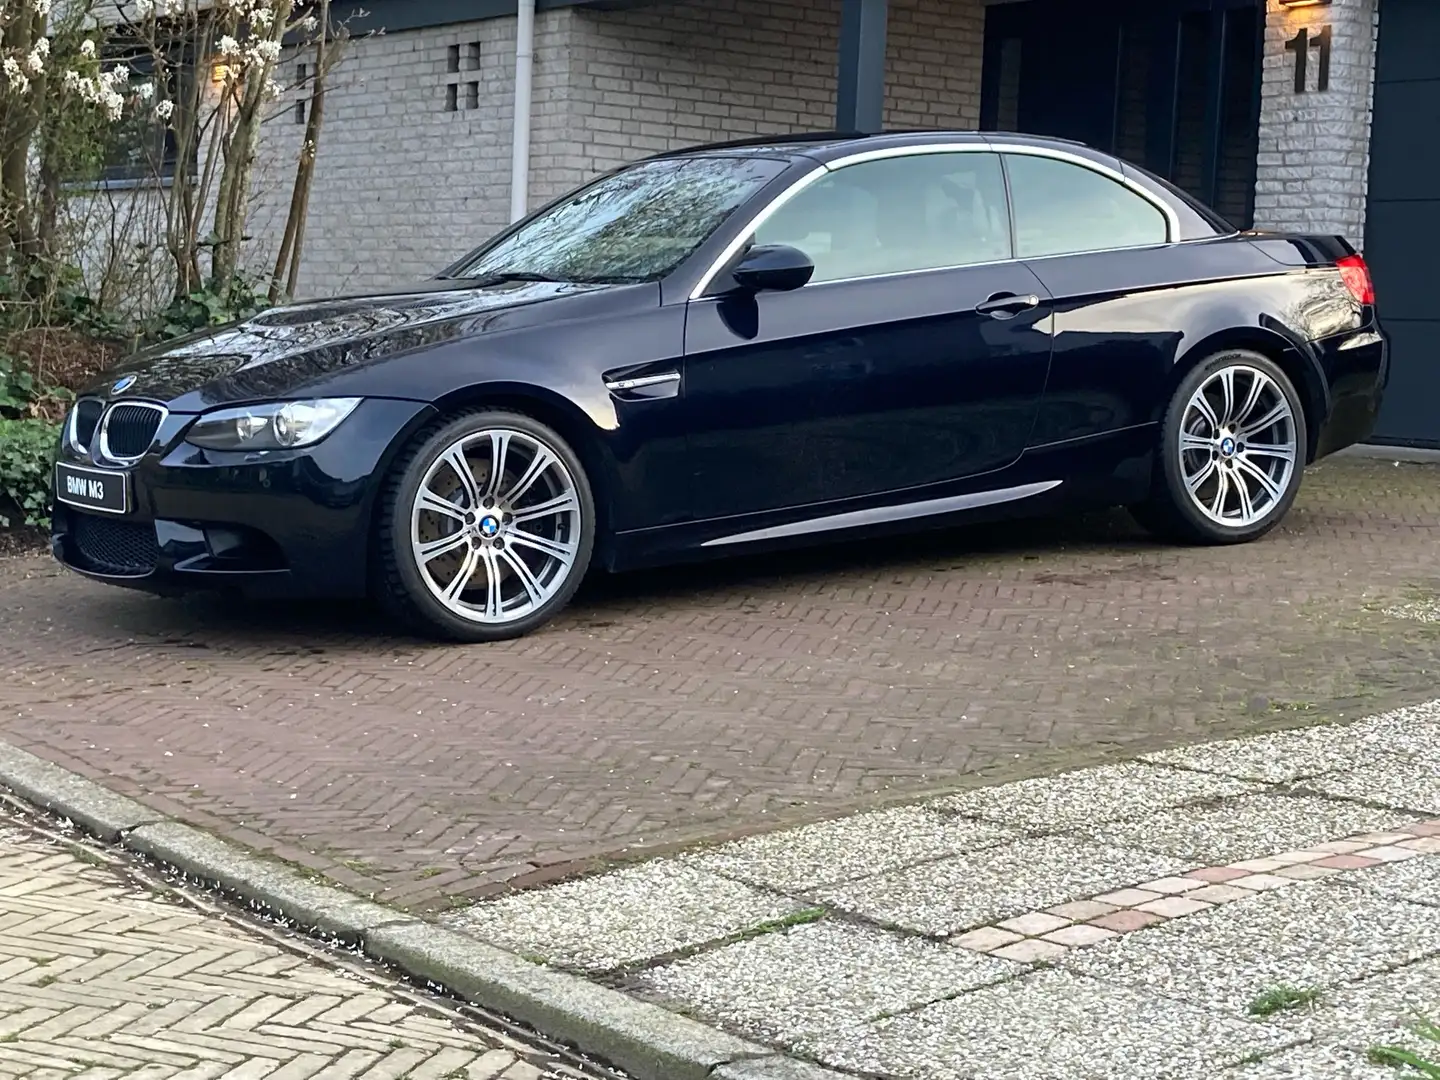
<box><xmin>52</xmin><ymin>131</ymin><xmax>1389</xmax><ymax>641</ymax></box>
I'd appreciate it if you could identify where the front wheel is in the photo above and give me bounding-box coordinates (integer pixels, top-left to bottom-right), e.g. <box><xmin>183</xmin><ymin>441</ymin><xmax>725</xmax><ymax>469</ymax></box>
<box><xmin>1131</xmin><ymin>350</ymin><xmax>1307</xmax><ymax>545</ymax></box>
<box><xmin>374</xmin><ymin>410</ymin><xmax>595</xmax><ymax>642</ymax></box>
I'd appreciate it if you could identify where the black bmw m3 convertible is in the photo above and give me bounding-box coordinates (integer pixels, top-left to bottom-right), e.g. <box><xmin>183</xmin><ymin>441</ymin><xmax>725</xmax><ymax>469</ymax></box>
<box><xmin>52</xmin><ymin>130</ymin><xmax>1388</xmax><ymax>641</ymax></box>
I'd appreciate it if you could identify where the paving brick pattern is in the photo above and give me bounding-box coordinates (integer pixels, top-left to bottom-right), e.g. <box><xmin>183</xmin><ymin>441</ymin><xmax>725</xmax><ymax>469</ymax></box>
<box><xmin>0</xmin><ymin>457</ymin><xmax>1438</xmax><ymax>910</ymax></box>
<box><xmin>949</xmin><ymin>820</ymin><xmax>1440</xmax><ymax>960</ymax></box>
<box><xmin>0</xmin><ymin>819</ymin><xmax>571</xmax><ymax>1080</ymax></box>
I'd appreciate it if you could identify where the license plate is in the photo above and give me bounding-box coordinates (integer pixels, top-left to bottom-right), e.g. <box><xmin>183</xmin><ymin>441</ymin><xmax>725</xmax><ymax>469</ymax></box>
<box><xmin>54</xmin><ymin>462</ymin><xmax>129</xmax><ymax>515</ymax></box>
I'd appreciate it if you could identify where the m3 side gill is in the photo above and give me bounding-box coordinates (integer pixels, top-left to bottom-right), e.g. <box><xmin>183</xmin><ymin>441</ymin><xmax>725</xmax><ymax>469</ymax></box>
<box><xmin>52</xmin><ymin>130</ymin><xmax>1389</xmax><ymax>641</ymax></box>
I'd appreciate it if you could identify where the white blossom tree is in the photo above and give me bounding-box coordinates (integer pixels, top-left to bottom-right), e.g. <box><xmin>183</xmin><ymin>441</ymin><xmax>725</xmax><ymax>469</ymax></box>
<box><xmin>0</xmin><ymin>0</ymin><xmax>127</xmax><ymax>291</ymax></box>
<box><xmin>116</xmin><ymin>0</ymin><xmax>334</xmax><ymax>302</ymax></box>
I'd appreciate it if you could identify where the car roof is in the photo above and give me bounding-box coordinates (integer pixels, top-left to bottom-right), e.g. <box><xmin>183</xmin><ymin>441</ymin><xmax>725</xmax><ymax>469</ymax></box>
<box><xmin>642</xmin><ymin>129</ymin><xmax>1097</xmax><ymax>165</ymax></box>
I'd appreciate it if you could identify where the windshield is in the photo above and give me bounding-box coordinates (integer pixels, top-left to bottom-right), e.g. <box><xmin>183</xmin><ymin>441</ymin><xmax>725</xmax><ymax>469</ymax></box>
<box><xmin>448</xmin><ymin>155</ymin><xmax>790</xmax><ymax>284</ymax></box>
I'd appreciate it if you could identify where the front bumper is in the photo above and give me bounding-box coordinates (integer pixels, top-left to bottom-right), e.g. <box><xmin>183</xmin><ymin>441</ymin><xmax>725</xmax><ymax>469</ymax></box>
<box><xmin>51</xmin><ymin>397</ymin><xmax>435</xmax><ymax>600</ymax></box>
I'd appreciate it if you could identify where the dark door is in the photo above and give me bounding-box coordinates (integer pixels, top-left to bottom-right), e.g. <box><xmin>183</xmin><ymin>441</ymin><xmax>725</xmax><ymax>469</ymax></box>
<box><xmin>1365</xmin><ymin>0</ymin><xmax>1440</xmax><ymax>448</ymax></box>
<box><xmin>681</xmin><ymin>150</ymin><xmax>1054</xmax><ymax>521</ymax></box>
<box><xmin>981</xmin><ymin>0</ymin><xmax>1262</xmax><ymax>228</ymax></box>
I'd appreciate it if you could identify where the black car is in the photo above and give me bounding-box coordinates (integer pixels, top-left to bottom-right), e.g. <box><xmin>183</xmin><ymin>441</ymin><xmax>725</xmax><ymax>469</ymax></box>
<box><xmin>52</xmin><ymin>131</ymin><xmax>1388</xmax><ymax>641</ymax></box>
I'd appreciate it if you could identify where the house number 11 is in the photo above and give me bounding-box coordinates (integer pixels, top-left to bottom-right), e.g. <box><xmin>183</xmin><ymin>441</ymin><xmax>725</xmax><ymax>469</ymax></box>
<box><xmin>1285</xmin><ymin>25</ymin><xmax>1332</xmax><ymax>93</ymax></box>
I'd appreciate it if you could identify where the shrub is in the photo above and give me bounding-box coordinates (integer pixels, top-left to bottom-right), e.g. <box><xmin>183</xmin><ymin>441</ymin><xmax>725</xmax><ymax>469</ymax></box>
<box><xmin>146</xmin><ymin>274</ymin><xmax>270</xmax><ymax>344</ymax></box>
<box><xmin>0</xmin><ymin>416</ymin><xmax>60</xmax><ymax>528</ymax></box>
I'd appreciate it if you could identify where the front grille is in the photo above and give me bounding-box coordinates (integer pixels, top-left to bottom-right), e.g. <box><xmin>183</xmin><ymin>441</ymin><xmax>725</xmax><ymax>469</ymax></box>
<box><xmin>71</xmin><ymin>399</ymin><xmax>103</xmax><ymax>451</ymax></box>
<box><xmin>70</xmin><ymin>514</ymin><xmax>159</xmax><ymax>575</ymax></box>
<box><xmin>101</xmin><ymin>403</ymin><xmax>165</xmax><ymax>460</ymax></box>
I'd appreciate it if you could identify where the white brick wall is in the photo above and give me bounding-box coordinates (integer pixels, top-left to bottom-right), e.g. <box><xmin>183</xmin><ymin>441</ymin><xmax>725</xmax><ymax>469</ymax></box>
<box><xmin>1253</xmin><ymin>0</ymin><xmax>1379</xmax><ymax>244</ymax></box>
<box><xmin>247</xmin><ymin>0</ymin><xmax>988</xmax><ymax>297</ymax></box>
<box><xmin>245</xmin><ymin>11</ymin><xmax>582</xmax><ymax>299</ymax></box>
<box><xmin>560</xmin><ymin>0</ymin><xmax>986</xmax><ymax>180</ymax></box>
<box><xmin>70</xmin><ymin>0</ymin><xmax>991</xmax><ymax>303</ymax></box>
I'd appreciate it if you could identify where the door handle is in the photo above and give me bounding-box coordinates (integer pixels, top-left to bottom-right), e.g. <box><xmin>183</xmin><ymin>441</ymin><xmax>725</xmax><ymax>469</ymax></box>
<box><xmin>975</xmin><ymin>292</ymin><xmax>1041</xmax><ymax>318</ymax></box>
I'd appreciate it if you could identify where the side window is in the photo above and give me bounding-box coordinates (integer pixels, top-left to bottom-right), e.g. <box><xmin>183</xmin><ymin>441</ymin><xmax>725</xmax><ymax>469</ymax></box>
<box><xmin>1003</xmin><ymin>154</ymin><xmax>1169</xmax><ymax>259</ymax></box>
<box><xmin>752</xmin><ymin>152</ymin><xmax>1012</xmax><ymax>284</ymax></box>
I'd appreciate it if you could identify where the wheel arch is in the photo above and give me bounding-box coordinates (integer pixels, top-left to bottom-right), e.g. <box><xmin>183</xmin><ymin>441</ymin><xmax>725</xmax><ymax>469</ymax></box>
<box><xmin>1169</xmin><ymin>326</ymin><xmax>1328</xmax><ymax>463</ymax></box>
<box><xmin>372</xmin><ymin>382</ymin><xmax>621</xmax><ymax>570</ymax></box>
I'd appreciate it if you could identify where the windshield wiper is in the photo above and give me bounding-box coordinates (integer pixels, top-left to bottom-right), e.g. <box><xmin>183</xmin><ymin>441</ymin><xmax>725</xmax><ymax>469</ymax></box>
<box><xmin>443</xmin><ymin>270</ymin><xmax>648</xmax><ymax>286</ymax></box>
<box><xmin>484</xmin><ymin>271</ymin><xmax>570</xmax><ymax>284</ymax></box>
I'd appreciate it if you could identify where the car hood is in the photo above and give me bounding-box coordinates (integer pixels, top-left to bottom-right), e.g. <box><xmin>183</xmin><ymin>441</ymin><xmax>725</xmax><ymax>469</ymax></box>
<box><xmin>87</xmin><ymin>278</ymin><xmax>620</xmax><ymax>411</ymax></box>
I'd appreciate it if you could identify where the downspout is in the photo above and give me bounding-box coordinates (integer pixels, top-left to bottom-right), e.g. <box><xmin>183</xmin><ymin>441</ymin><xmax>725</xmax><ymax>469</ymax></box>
<box><xmin>510</xmin><ymin>0</ymin><xmax>536</xmax><ymax>222</ymax></box>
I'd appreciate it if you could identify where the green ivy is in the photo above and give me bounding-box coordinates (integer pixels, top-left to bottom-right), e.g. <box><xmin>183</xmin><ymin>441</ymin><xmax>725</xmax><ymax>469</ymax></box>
<box><xmin>0</xmin><ymin>262</ymin><xmax>128</xmax><ymax>342</ymax></box>
<box><xmin>0</xmin><ymin>417</ymin><xmax>60</xmax><ymax>528</ymax></box>
<box><xmin>0</xmin><ymin>354</ymin><xmax>37</xmax><ymax>418</ymax></box>
<box><xmin>148</xmin><ymin>274</ymin><xmax>270</xmax><ymax>344</ymax></box>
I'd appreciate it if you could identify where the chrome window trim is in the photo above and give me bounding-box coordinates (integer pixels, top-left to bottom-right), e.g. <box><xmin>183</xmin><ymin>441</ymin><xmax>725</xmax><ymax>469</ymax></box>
<box><xmin>687</xmin><ymin>141</ymin><xmax>1185</xmax><ymax>301</ymax></box>
<box><xmin>97</xmin><ymin>400</ymin><xmax>169</xmax><ymax>465</ymax></box>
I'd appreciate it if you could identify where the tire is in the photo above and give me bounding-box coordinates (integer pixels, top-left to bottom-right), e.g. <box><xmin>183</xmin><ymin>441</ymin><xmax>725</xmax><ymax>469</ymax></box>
<box><xmin>1130</xmin><ymin>349</ymin><xmax>1308</xmax><ymax>546</ymax></box>
<box><xmin>373</xmin><ymin>409</ymin><xmax>595</xmax><ymax>642</ymax></box>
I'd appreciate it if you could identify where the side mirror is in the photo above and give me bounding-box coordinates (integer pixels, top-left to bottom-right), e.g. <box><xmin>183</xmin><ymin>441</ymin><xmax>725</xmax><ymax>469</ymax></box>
<box><xmin>730</xmin><ymin>244</ymin><xmax>814</xmax><ymax>293</ymax></box>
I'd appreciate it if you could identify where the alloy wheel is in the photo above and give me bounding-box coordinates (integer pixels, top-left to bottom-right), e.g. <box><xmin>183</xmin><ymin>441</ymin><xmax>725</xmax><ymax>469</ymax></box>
<box><xmin>1177</xmin><ymin>364</ymin><xmax>1299</xmax><ymax>528</ymax></box>
<box><xmin>410</xmin><ymin>428</ymin><xmax>582</xmax><ymax>624</ymax></box>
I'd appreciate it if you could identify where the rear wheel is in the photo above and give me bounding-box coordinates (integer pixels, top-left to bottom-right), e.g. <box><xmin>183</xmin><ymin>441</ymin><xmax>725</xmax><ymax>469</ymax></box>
<box><xmin>374</xmin><ymin>410</ymin><xmax>595</xmax><ymax>642</ymax></box>
<box><xmin>1131</xmin><ymin>350</ymin><xmax>1307</xmax><ymax>545</ymax></box>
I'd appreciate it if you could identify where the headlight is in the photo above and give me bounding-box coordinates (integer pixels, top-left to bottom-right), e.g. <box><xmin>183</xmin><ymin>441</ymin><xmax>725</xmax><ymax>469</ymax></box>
<box><xmin>185</xmin><ymin>398</ymin><xmax>362</xmax><ymax>451</ymax></box>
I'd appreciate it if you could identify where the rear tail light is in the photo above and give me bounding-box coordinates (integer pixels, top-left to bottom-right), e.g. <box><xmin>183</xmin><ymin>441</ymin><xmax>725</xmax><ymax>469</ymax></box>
<box><xmin>1336</xmin><ymin>253</ymin><xmax>1375</xmax><ymax>306</ymax></box>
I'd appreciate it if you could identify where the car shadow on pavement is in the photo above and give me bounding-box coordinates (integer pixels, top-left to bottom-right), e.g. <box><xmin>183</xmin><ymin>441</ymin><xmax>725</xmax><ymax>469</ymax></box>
<box><xmin>87</xmin><ymin>507</ymin><xmax>1159</xmax><ymax>646</ymax></box>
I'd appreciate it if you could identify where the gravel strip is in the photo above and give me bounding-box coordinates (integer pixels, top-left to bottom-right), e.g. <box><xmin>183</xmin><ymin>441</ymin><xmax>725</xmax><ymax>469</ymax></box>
<box><xmin>930</xmin><ymin>761</ymin><xmax>1259</xmax><ymax>831</ymax></box>
<box><xmin>1222</xmin><ymin>1042</ymin><xmax>1400</xmax><ymax>1078</ymax></box>
<box><xmin>682</xmin><ymin>805</ymin><xmax>1017</xmax><ymax>892</ymax></box>
<box><xmin>637</xmin><ymin>921</ymin><xmax>1021</xmax><ymax>1046</ymax></box>
<box><xmin>1328</xmin><ymin>855</ymin><xmax>1440</xmax><ymax>909</ymax></box>
<box><xmin>446</xmin><ymin>861</ymin><xmax>804</xmax><ymax>971</ymax></box>
<box><xmin>801</xmin><ymin>967</ymin><xmax>1304</xmax><ymax>1080</ymax></box>
<box><xmin>1304</xmin><ymin>749</ymin><xmax>1440</xmax><ymax>815</ymax></box>
<box><xmin>1380</xmin><ymin>599</ymin><xmax>1440</xmax><ymax>624</ymax></box>
<box><xmin>1066</xmin><ymin>883</ymin><xmax>1440</xmax><ymax>1016</ymax></box>
<box><xmin>815</xmin><ymin>835</ymin><xmax>1186</xmax><ymax>936</ymax></box>
<box><xmin>1272</xmin><ymin>955</ymin><xmax>1440</xmax><ymax>1046</ymax></box>
<box><xmin>1083</xmin><ymin>792</ymin><xmax>1420</xmax><ymax>865</ymax></box>
<box><xmin>1141</xmin><ymin>701</ymin><xmax>1440</xmax><ymax>782</ymax></box>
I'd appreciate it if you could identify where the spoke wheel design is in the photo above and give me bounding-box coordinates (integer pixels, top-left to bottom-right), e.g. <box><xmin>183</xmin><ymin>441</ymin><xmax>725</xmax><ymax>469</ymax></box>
<box><xmin>410</xmin><ymin>427</ymin><xmax>583</xmax><ymax>625</ymax></box>
<box><xmin>1177</xmin><ymin>364</ymin><xmax>1298</xmax><ymax>528</ymax></box>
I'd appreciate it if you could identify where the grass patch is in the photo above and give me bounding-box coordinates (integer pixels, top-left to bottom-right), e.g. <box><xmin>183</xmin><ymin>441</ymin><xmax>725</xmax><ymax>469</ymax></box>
<box><xmin>1369</xmin><ymin>1015</ymin><xmax>1440</xmax><ymax>1078</ymax></box>
<box><xmin>1247</xmin><ymin>985</ymin><xmax>1323</xmax><ymax>1017</ymax></box>
<box><xmin>1268</xmin><ymin>700</ymin><xmax>1317</xmax><ymax>713</ymax></box>
<box><xmin>65</xmin><ymin>843</ymin><xmax>108</xmax><ymax>868</ymax></box>
<box><xmin>737</xmin><ymin>907</ymin><xmax>826</xmax><ymax>941</ymax></box>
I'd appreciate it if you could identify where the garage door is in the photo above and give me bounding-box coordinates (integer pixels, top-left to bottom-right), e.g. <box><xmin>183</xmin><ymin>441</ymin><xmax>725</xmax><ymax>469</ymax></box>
<box><xmin>1365</xmin><ymin>0</ymin><xmax>1440</xmax><ymax>447</ymax></box>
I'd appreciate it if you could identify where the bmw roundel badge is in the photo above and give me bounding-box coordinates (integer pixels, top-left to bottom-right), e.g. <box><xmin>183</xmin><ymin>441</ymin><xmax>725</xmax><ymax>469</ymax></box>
<box><xmin>111</xmin><ymin>374</ymin><xmax>138</xmax><ymax>395</ymax></box>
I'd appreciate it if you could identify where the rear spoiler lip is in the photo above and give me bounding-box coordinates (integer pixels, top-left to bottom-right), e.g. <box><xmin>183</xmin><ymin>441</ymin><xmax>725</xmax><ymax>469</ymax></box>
<box><xmin>1242</xmin><ymin>230</ymin><xmax>1358</xmax><ymax>268</ymax></box>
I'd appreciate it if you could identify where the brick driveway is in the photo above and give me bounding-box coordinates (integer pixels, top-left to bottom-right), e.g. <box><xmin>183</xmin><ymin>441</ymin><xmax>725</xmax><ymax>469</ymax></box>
<box><xmin>1</xmin><ymin>456</ymin><xmax>1438</xmax><ymax>912</ymax></box>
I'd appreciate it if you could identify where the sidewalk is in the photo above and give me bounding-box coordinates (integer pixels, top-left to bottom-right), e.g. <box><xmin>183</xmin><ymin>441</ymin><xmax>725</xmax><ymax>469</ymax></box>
<box><xmin>445</xmin><ymin>699</ymin><xmax>1440</xmax><ymax>1080</ymax></box>
<box><xmin>0</xmin><ymin>814</ymin><xmax>592</xmax><ymax>1080</ymax></box>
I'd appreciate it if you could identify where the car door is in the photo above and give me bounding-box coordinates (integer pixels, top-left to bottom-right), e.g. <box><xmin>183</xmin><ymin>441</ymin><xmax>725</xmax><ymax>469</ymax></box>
<box><xmin>680</xmin><ymin>149</ymin><xmax>1055</xmax><ymax>522</ymax></box>
<box><xmin>998</xmin><ymin>150</ymin><xmax>1182</xmax><ymax>447</ymax></box>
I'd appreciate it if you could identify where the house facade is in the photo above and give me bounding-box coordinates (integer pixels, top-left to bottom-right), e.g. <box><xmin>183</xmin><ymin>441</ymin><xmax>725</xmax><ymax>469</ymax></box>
<box><xmin>236</xmin><ymin>0</ymin><xmax>1434</xmax><ymax>448</ymax></box>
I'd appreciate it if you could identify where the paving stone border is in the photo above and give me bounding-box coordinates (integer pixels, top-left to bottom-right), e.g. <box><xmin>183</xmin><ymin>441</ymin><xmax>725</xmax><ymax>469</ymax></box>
<box><xmin>0</xmin><ymin>738</ymin><xmax>847</xmax><ymax>1080</ymax></box>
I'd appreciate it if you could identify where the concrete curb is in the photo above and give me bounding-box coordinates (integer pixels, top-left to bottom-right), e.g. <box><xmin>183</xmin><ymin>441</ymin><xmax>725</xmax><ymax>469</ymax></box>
<box><xmin>0</xmin><ymin>739</ymin><xmax>846</xmax><ymax>1080</ymax></box>
<box><xmin>1340</xmin><ymin>443</ymin><xmax>1440</xmax><ymax>464</ymax></box>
